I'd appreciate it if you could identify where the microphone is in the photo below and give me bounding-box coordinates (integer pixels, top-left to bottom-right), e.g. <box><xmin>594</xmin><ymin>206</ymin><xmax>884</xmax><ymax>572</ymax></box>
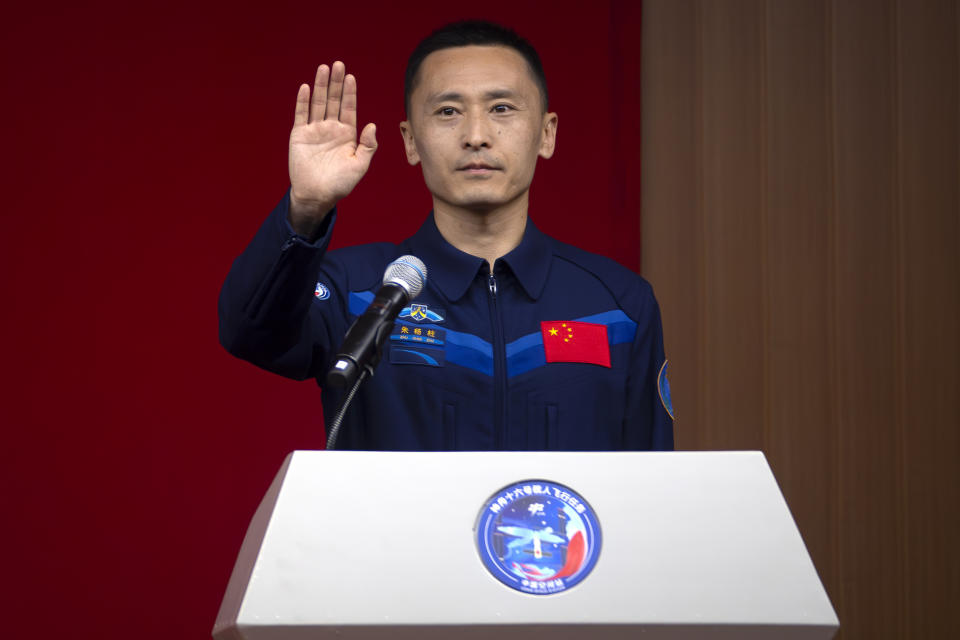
<box><xmin>325</xmin><ymin>255</ymin><xmax>427</xmax><ymax>389</ymax></box>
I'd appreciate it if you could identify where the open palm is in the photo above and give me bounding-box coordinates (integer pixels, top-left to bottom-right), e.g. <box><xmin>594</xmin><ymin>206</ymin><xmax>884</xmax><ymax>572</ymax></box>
<box><xmin>288</xmin><ymin>61</ymin><xmax>377</xmax><ymax>227</ymax></box>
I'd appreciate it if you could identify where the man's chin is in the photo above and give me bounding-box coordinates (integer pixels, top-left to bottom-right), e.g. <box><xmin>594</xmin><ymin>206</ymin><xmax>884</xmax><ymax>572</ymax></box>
<box><xmin>446</xmin><ymin>190</ymin><xmax>524</xmax><ymax>213</ymax></box>
<box><xmin>458</xmin><ymin>199</ymin><xmax>504</xmax><ymax>213</ymax></box>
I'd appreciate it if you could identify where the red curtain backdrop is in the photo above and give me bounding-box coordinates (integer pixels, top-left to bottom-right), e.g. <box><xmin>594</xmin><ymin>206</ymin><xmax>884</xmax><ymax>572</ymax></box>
<box><xmin>0</xmin><ymin>1</ymin><xmax>641</xmax><ymax>636</ymax></box>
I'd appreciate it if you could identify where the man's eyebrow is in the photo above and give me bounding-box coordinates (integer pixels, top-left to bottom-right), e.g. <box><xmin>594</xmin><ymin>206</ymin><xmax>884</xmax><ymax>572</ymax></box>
<box><xmin>428</xmin><ymin>91</ymin><xmax>465</xmax><ymax>104</ymax></box>
<box><xmin>483</xmin><ymin>89</ymin><xmax>520</xmax><ymax>101</ymax></box>
<box><xmin>427</xmin><ymin>89</ymin><xmax>522</xmax><ymax>103</ymax></box>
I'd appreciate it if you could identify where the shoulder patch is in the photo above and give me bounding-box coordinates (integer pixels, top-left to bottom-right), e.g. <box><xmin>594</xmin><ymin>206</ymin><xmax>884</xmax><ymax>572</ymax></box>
<box><xmin>658</xmin><ymin>360</ymin><xmax>674</xmax><ymax>420</ymax></box>
<box><xmin>314</xmin><ymin>281</ymin><xmax>330</xmax><ymax>300</ymax></box>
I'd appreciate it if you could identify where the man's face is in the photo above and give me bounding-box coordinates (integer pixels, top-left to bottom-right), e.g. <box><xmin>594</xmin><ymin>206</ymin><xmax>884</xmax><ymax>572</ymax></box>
<box><xmin>400</xmin><ymin>45</ymin><xmax>558</xmax><ymax>214</ymax></box>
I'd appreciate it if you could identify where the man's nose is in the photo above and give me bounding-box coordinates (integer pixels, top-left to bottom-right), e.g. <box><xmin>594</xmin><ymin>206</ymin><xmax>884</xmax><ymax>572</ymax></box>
<box><xmin>462</xmin><ymin>111</ymin><xmax>492</xmax><ymax>149</ymax></box>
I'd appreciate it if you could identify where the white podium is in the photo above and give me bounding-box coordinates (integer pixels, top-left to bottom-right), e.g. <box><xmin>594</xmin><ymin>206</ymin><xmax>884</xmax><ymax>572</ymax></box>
<box><xmin>213</xmin><ymin>451</ymin><xmax>838</xmax><ymax>639</ymax></box>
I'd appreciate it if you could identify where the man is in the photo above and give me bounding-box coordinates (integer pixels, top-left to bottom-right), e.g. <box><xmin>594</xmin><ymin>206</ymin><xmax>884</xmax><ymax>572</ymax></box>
<box><xmin>219</xmin><ymin>21</ymin><xmax>674</xmax><ymax>451</ymax></box>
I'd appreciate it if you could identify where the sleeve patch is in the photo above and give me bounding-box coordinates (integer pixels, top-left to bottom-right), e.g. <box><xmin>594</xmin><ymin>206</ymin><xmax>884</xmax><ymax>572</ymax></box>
<box><xmin>658</xmin><ymin>360</ymin><xmax>674</xmax><ymax>420</ymax></box>
<box><xmin>314</xmin><ymin>282</ymin><xmax>331</xmax><ymax>300</ymax></box>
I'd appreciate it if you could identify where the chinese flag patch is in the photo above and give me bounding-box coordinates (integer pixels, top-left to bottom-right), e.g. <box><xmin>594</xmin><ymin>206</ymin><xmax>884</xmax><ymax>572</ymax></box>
<box><xmin>540</xmin><ymin>321</ymin><xmax>611</xmax><ymax>367</ymax></box>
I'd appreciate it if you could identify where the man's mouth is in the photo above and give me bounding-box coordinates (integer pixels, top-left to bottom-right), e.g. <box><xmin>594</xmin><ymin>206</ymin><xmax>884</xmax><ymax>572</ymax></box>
<box><xmin>458</xmin><ymin>161</ymin><xmax>500</xmax><ymax>172</ymax></box>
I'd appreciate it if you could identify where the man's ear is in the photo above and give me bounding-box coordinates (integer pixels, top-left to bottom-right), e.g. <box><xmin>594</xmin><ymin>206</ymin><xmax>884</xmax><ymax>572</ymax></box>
<box><xmin>538</xmin><ymin>112</ymin><xmax>558</xmax><ymax>159</ymax></box>
<box><xmin>398</xmin><ymin>120</ymin><xmax>421</xmax><ymax>166</ymax></box>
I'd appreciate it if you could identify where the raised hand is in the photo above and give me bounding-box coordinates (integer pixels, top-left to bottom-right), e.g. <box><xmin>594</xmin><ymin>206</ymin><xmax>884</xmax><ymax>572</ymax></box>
<box><xmin>288</xmin><ymin>61</ymin><xmax>378</xmax><ymax>237</ymax></box>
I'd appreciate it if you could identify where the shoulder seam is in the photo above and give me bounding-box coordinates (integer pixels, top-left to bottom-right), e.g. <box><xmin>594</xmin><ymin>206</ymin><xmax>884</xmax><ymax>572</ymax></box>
<box><xmin>550</xmin><ymin>245</ymin><xmax>652</xmax><ymax>324</ymax></box>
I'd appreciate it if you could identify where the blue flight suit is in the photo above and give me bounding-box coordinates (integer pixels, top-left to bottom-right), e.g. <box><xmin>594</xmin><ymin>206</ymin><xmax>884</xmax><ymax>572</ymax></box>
<box><xmin>219</xmin><ymin>191</ymin><xmax>674</xmax><ymax>451</ymax></box>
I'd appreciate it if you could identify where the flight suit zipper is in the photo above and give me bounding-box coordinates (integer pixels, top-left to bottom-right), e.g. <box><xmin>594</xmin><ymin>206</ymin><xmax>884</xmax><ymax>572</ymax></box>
<box><xmin>487</xmin><ymin>268</ymin><xmax>508</xmax><ymax>449</ymax></box>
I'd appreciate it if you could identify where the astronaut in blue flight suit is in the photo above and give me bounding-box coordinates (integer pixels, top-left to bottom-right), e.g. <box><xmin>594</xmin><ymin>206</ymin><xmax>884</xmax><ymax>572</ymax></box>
<box><xmin>218</xmin><ymin>21</ymin><xmax>674</xmax><ymax>451</ymax></box>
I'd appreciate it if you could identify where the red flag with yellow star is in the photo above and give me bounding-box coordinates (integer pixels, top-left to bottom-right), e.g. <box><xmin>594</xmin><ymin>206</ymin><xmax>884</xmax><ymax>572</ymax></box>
<box><xmin>540</xmin><ymin>321</ymin><xmax>611</xmax><ymax>367</ymax></box>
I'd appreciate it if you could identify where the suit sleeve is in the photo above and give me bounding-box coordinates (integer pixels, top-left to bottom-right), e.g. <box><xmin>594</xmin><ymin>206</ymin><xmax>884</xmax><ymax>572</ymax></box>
<box><xmin>217</xmin><ymin>190</ymin><xmax>349</xmax><ymax>381</ymax></box>
<box><xmin>622</xmin><ymin>282</ymin><xmax>675</xmax><ymax>450</ymax></box>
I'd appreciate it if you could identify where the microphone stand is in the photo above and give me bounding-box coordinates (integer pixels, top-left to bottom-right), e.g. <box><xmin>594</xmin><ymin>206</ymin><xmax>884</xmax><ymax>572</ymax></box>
<box><xmin>325</xmin><ymin>368</ymin><xmax>370</xmax><ymax>450</ymax></box>
<box><xmin>324</xmin><ymin>316</ymin><xmax>393</xmax><ymax>450</ymax></box>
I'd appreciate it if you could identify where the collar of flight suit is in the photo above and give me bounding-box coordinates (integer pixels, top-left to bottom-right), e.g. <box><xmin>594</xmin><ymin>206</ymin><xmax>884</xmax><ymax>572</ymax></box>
<box><xmin>408</xmin><ymin>212</ymin><xmax>553</xmax><ymax>303</ymax></box>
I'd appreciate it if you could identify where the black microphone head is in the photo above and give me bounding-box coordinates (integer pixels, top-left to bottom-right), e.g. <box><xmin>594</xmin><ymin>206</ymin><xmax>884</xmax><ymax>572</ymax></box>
<box><xmin>383</xmin><ymin>255</ymin><xmax>427</xmax><ymax>299</ymax></box>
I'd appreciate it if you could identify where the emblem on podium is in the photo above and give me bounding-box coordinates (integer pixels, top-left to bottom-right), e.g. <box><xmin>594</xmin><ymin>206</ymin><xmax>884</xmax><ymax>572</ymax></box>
<box><xmin>475</xmin><ymin>480</ymin><xmax>602</xmax><ymax>595</ymax></box>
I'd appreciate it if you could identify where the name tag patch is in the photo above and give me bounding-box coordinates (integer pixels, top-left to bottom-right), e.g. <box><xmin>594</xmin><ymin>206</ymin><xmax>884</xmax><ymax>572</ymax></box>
<box><xmin>392</xmin><ymin>324</ymin><xmax>445</xmax><ymax>346</ymax></box>
<box><xmin>389</xmin><ymin>325</ymin><xmax>445</xmax><ymax>367</ymax></box>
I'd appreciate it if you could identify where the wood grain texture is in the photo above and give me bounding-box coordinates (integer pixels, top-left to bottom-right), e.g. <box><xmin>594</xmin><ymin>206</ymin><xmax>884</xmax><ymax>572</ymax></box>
<box><xmin>641</xmin><ymin>0</ymin><xmax>960</xmax><ymax>637</ymax></box>
<box><xmin>763</xmin><ymin>0</ymin><xmax>839</xmax><ymax>619</ymax></box>
<box><xmin>641</xmin><ymin>0</ymin><xmax>702</xmax><ymax>450</ymax></box>
<box><xmin>699</xmin><ymin>0</ymin><xmax>767</xmax><ymax>450</ymax></box>
<box><xmin>895</xmin><ymin>0</ymin><xmax>960</xmax><ymax>634</ymax></box>
<box><xmin>833</xmin><ymin>1</ymin><xmax>905</xmax><ymax>635</ymax></box>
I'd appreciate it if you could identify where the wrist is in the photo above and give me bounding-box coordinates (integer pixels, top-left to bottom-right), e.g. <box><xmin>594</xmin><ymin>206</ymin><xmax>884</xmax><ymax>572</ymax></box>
<box><xmin>288</xmin><ymin>192</ymin><xmax>334</xmax><ymax>240</ymax></box>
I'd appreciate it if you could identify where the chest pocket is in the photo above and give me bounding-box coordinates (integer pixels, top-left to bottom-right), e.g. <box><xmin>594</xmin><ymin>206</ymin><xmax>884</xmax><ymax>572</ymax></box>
<box><xmin>518</xmin><ymin>367</ymin><xmax>626</xmax><ymax>451</ymax></box>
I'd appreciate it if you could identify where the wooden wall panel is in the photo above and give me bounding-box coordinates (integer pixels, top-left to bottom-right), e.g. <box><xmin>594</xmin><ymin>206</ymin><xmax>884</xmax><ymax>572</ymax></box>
<box><xmin>763</xmin><ymin>0</ymin><xmax>839</xmax><ymax>614</ymax></box>
<box><xmin>833</xmin><ymin>1</ymin><xmax>905</xmax><ymax>636</ymax></box>
<box><xmin>641</xmin><ymin>0</ymin><xmax>701</xmax><ymax>449</ymax></box>
<box><xmin>642</xmin><ymin>1</ymin><xmax>960</xmax><ymax>638</ymax></box>
<box><xmin>896</xmin><ymin>0</ymin><xmax>960</xmax><ymax>634</ymax></box>
<box><xmin>699</xmin><ymin>0</ymin><xmax>767</xmax><ymax>449</ymax></box>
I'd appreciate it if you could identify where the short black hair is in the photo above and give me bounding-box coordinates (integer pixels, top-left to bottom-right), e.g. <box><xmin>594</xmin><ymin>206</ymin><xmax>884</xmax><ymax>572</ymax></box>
<box><xmin>404</xmin><ymin>20</ymin><xmax>549</xmax><ymax>115</ymax></box>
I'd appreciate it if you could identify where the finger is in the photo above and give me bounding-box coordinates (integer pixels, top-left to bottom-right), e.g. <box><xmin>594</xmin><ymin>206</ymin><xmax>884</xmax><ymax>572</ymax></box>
<box><xmin>357</xmin><ymin>122</ymin><xmax>378</xmax><ymax>165</ymax></box>
<box><xmin>294</xmin><ymin>83</ymin><xmax>310</xmax><ymax>126</ymax></box>
<box><xmin>311</xmin><ymin>64</ymin><xmax>330</xmax><ymax>122</ymax></box>
<box><xmin>325</xmin><ymin>61</ymin><xmax>345</xmax><ymax>121</ymax></box>
<box><xmin>341</xmin><ymin>73</ymin><xmax>358</xmax><ymax>129</ymax></box>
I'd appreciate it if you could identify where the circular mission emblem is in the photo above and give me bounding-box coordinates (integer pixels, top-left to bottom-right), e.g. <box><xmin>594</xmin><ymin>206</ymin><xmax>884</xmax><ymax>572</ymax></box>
<box><xmin>475</xmin><ymin>480</ymin><xmax>602</xmax><ymax>595</ymax></box>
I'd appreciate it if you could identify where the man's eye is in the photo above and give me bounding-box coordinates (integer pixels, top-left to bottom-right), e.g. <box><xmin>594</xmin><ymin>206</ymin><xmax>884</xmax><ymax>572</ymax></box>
<box><xmin>438</xmin><ymin>107</ymin><xmax>457</xmax><ymax>116</ymax></box>
<box><xmin>492</xmin><ymin>104</ymin><xmax>514</xmax><ymax>113</ymax></box>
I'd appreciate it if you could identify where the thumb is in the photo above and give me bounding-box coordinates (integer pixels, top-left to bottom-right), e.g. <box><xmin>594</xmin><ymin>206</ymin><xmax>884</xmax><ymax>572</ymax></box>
<box><xmin>358</xmin><ymin>122</ymin><xmax>378</xmax><ymax>158</ymax></box>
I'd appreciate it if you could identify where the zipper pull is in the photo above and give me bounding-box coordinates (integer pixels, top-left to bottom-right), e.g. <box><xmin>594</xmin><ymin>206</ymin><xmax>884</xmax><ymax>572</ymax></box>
<box><xmin>488</xmin><ymin>272</ymin><xmax>498</xmax><ymax>297</ymax></box>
